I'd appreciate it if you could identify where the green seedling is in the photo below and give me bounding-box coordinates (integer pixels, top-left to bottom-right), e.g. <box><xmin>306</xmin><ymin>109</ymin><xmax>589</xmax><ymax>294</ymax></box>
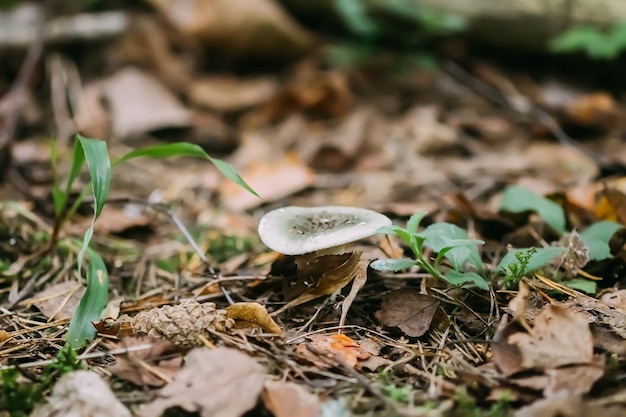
<box><xmin>0</xmin><ymin>344</ymin><xmax>81</xmax><ymax>417</ymax></box>
<box><xmin>51</xmin><ymin>135</ymin><xmax>258</xmax><ymax>347</ymax></box>
<box><xmin>371</xmin><ymin>212</ymin><xmax>488</xmax><ymax>290</ymax></box>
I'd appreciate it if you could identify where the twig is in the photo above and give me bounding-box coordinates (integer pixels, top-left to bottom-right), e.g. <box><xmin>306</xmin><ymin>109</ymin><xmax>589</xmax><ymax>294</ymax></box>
<box><xmin>0</xmin><ymin>343</ymin><xmax>153</xmax><ymax>371</ymax></box>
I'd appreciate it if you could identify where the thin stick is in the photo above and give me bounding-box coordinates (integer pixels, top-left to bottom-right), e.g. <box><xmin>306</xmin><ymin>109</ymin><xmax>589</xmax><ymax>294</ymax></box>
<box><xmin>0</xmin><ymin>343</ymin><xmax>154</xmax><ymax>370</ymax></box>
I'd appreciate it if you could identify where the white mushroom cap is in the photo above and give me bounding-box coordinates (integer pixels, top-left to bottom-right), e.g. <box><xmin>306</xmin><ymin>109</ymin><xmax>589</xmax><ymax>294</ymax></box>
<box><xmin>258</xmin><ymin>206</ymin><xmax>392</xmax><ymax>255</ymax></box>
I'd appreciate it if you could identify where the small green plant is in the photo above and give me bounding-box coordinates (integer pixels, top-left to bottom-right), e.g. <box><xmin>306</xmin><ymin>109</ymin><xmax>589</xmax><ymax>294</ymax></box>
<box><xmin>497</xmin><ymin>185</ymin><xmax>623</xmax><ymax>292</ymax></box>
<box><xmin>376</xmin><ymin>371</ymin><xmax>413</xmax><ymax>403</ymax></box>
<box><xmin>51</xmin><ymin>135</ymin><xmax>258</xmax><ymax>347</ymax></box>
<box><xmin>328</xmin><ymin>0</ymin><xmax>465</xmax><ymax>69</ymax></box>
<box><xmin>550</xmin><ymin>21</ymin><xmax>626</xmax><ymax>60</ymax></box>
<box><xmin>502</xmin><ymin>247</ymin><xmax>537</xmax><ymax>287</ymax></box>
<box><xmin>0</xmin><ymin>344</ymin><xmax>81</xmax><ymax>417</ymax></box>
<box><xmin>453</xmin><ymin>388</ymin><xmax>512</xmax><ymax>417</ymax></box>
<box><xmin>370</xmin><ymin>212</ymin><xmax>488</xmax><ymax>289</ymax></box>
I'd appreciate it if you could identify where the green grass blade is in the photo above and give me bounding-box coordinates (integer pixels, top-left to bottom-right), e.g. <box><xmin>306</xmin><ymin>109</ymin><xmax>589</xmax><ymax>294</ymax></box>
<box><xmin>78</xmin><ymin>136</ymin><xmax>111</xmax><ymax>218</ymax></box>
<box><xmin>113</xmin><ymin>142</ymin><xmax>259</xmax><ymax>197</ymax></box>
<box><xmin>74</xmin><ymin>137</ymin><xmax>111</xmax><ymax>277</ymax></box>
<box><xmin>65</xmin><ymin>248</ymin><xmax>109</xmax><ymax>347</ymax></box>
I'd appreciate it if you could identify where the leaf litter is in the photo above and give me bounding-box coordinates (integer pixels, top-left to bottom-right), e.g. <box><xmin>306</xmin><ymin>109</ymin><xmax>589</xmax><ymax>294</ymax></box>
<box><xmin>1</xmin><ymin>1</ymin><xmax>626</xmax><ymax>416</ymax></box>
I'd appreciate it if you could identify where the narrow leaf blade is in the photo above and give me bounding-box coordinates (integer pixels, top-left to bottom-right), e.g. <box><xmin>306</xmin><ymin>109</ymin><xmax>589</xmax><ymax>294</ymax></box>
<box><xmin>66</xmin><ymin>249</ymin><xmax>109</xmax><ymax>347</ymax></box>
<box><xmin>113</xmin><ymin>142</ymin><xmax>259</xmax><ymax>197</ymax></box>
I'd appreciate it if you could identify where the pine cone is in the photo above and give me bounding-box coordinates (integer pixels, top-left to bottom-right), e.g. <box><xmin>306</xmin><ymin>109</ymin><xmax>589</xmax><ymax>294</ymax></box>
<box><xmin>121</xmin><ymin>299</ymin><xmax>234</xmax><ymax>346</ymax></box>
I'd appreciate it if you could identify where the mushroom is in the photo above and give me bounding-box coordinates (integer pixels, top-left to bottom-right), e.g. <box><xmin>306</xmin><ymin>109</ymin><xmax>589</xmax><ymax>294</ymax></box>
<box><xmin>258</xmin><ymin>206</ymin><xmax>392</xmax><ymax>256</ymax></box>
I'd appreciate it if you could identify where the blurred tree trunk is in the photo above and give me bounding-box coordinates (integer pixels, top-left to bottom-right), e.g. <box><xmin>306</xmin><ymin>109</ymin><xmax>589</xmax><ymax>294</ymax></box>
<box><xmin>281</xmin><ymin>0</ymin><xmax>626</xmax><ymax>51</ymax></box>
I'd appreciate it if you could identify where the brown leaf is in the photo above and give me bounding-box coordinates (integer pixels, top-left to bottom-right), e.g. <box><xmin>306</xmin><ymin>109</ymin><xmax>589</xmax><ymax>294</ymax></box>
<box><xmin>339</xmin><ymin>259</ymin><xmax>368</xmax><ymax>327</ymax></box>
<box><xmin>514</xmin><ymin>392</ymin><xmax>626</xmax><ymax>417</ymax></box>
<box><xmin>23</xmin><ymin>281</ymin><xmax>84</xmax><ymax>321</ymax></box>
<box><xmin>226</xmin><ymin>302</ymin><xmax>282</xmax><ymax>334</ymax></box>
<box><xmin>295</xmin><ymin>334</ymin><xmax>370</xmax><ymax>369</ymax></box>
<box><xmin>262</xmin><ymin>380</ymin><xmax>321</xmax><ymax>417</ymax></box>
<box><xmin>148</xmin><ymin>0</ymin><xmax>313</xmax><ymax>60</ymax></box>
<box><xmin>188</xmin><ymin>76</ymin><xmax>279</xmax><ymax>112</ymax></box>
<box><xmin>508</xmin><ymin>305</ymin><xmax>593</xmax><ymax>371</ymax></box>
<box><xmin>109</xmin><ymin>337</ymin><xmax>183</xmax><ymax>387</ymax></box>
<box><xmin>600</xmin><ymin>289</ymin><xmax>626</xmax><ymax>310</ymax></box>
<box><xmin>273</xmin><ymin>252</ymin><xmax>361</xmax><ymax>316</ymax></box>
<box><xmin>101</xmin><ymin>67</ymin><xmax>190</xmax><ymax>139</ymax></box>
<box><xmin>375</xmin><ymin>289</ymin><xmax>439</xmax><ymax>337</ymax></box>
<box><xmin>219</xmin><ymin>153</ymin><xmax>315</xmax><ymax>211</ymax></box>
<box><xmin>138</xmin><ymin>347</ymin><xmax>266</xmax><ymax>417</ymax></box>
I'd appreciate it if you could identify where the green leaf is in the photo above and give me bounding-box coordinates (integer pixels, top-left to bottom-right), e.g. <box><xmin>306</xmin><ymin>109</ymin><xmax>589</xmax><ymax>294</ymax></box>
<box><xmin>437</xmin><ymin>245</ymin><xmax>470</xmax><ymax>270</ymax></box>
<box><xmin>497</xmin><ymin>246</ymin><xmax>567</xmax><ymax>275</ymax></box>
<box><xmin>370</xmin><ymin>258</ymin><xmax>416</xmax><ymax>272</ymax></box>
<box><xmin>65</xmin><ymin>249</ymin><xmax>109</xmax><ymax>347</ymax></box>
<box><xmin>406</xmin><ymin>211</ymin><xmax>427</xmax><ymax>233</ymax></box>
<box><xmin>78</xmin><ymin>136</ymin><xmax>110</xmax><ymax>218</ymax></box>
<box><xmin>113</xmin><ymin>142</ymin><xmax>259</xmax><ymax>197</ymax></box>
<box><xmin>564</xmin><ymin>278</ymin><xmax>596</xmax><ymax>294</ymax></box>
<box><xmin>377</xmin><ymin>225</ymin><xmax>414</xmax><ymax>247</ymax></box>
<box><xmin>444</xmin><ymin>270</ymin><xmax>489</xmax><ymax>290</ymax></box>
<box><xmin>580</xmin><ymin>221</ymin><xmax>623</xmax><ymax>261</ymax></box>
<box><xmin>420</xmin><ymin>223</ymin><xmax>484</xmax><ymax>270</ymax></box>
<box><xmin>73</xmin><ymin>136</ymin><xmax>111</xmax><ymax>277</ymax></box>
<box><xmin>499</xmin><ymin>185</ymin><xmax>566</xmax><ymax>234</ymax></box>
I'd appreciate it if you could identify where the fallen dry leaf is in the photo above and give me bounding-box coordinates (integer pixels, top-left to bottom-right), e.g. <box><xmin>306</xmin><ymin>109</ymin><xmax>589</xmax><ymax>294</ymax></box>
<box><xmin>295</xmin><ymin>333</ymin><xmax>370</xmax><ymax>369</ymax></box>
<box><xmin>94</xmin><ymin>204</ymin><xmax>151</xmax><ymax>234</ymax></box>
<box><xmin>511</xmin><ymin>361</ymin><xmax>603</xmax><ymax>397</ymax></box>
<box><xmin>273</xmin><ymin>252</ymin><xmax>362</xmax><ymax>316</ymax></box>
<box><xmin>23</xmin><ymin>281</ymin><xmax>85</xmax><ymax>321</ymax></box>
<box><xmin>375</xmin><ymin>289</ymin><xmax>439</xmax><ymax>337</ymax></box>
<box><xmin>226</xmin><ymin>302</ymin><xmax>282</xmax><ymax>334</ymax></box>
<box><xmin>188</xmin><ymin>76</ymin><xmax>279</xmax><ymax>112</ymax></box>
<box><xmin>600</xmin><ymin>290</ymin><xmax>626</xmax><ymax>310</ymax></box>
<box><xmin>219</xmin><ymin>153</ymin><xmax>315</xmax><ymax>211</ymax></box>
<box><xmin>514</xmin><ymin>391</ymin><xmax>625</xmax><ymax>417</ymax></box>
<box><xmin>500</xmin><ymin>305</ymin><xmax>593</xmax><ymax>374</ymax></box>
<box><xmin>263</xmin><ymin>380</ymin><xmax>321</xmax><ymax>417</ymax></box>
<box><xmin>148</xmin><ymin>0</ymin><xmax>313</xmax><ymax>59</ymax></box>
<box><xmin>138</xmin><ymin>347</ymin><xmax>266</xmax><ymax>417</ymax></box>
<box><xmin>31</xmin><ymin>371</ymin><xmax>131</xmax><ymax>417</ymax></box>
<box><xmin>101</xmin><ymin>67</ymin><xmax>190</xmax><ymax>139</ymax></box>
<box><xmin>109</xmin><ymin>337</ymin><xmax>182</xmax><ymax>387</ymax></box>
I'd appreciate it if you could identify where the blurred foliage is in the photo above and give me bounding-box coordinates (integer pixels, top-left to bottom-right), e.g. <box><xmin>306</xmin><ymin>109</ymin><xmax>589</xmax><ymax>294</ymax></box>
<box><xmin>550</xmin><ymin>21</ymin><xmax>626</xmax><ymax>60</ymax></box>
<box><xmin>326</xmin><ymin>0</ymin><xmax>465</xmax><ymax>69</ymax></box>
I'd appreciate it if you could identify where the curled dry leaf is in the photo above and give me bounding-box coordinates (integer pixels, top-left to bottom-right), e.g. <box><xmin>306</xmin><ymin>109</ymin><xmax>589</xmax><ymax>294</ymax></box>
<box><xmin>226</xmin><ymin>302</ymin><xmax>282</xmax><ymax>334</ymax></box>
<box><xmin>138</xmin><ymin>347</ymin><xmax>266</xmax><ymax>417</ymax></box>
<box><xmin>375</xmin><ymin>289</ymin><xmax>439</xmax><ymax>337</ymax></box>
<box><xmin>494</xmin><ymin>304</ymin><xmax>593</xmax><ymax>375</ymax></box>
<box><xmin>295</xmin><ymin>333</ymin><xmax>370</xmax><ymax>369</ymax></box>
<box><xmin>31</xmin><ymin>371</ymin><xmax>131</xmax><ymax>417</ymax></box>
<box><xmin>272</xmin><ymin>251</ymin><xmax>362</xmax><ymax>316</ymax></box>
<box><xmin>263</xmin><ymin>380</ymin><xmax>321</xmax><ymax>417</ymax></box>
<box><xmin>118</xmin><ymin>299</ymin><xmax>234</xmax><ymax>346</ymax></box>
